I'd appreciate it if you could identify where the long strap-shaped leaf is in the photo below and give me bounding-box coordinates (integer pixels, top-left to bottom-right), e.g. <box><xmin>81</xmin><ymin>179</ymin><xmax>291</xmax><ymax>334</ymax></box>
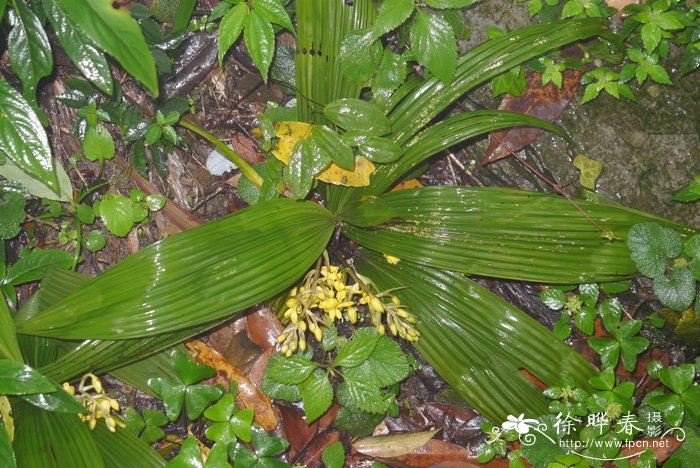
<box><xmin>344</xmin><ymin>187</ymin><xmax>696</xmax><ymax>284</ymax></box>
<box><xmin>388</xmin><ymin>18</ymin><xmax>610</xmax><ymax>146</ymax></box>
<box><xmin>355</xmin><ymin>249</ymin><xmax>596</xmax><ymax>423</ymax></box>
<box><xmin>17</xmin><ymin>199</ymin><xmax>334</xmax><ymax>339</ymax></box>
<box><xmin>326</xmin><ymin>18</ymin><xmax>610</xmax><ymax>213</ymax></box>
<box><xmin>327</xmin><ymin>110</ymin><xmax>568</xmax><ymax>211</ymax></box>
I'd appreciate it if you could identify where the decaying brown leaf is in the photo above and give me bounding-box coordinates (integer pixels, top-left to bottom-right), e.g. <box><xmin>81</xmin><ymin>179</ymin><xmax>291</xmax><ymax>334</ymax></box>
<box><xmin>353</xmin><ymin>428</ymin><xmax>441</xmax><ymax>458</ymax></box>
<box><xmin>483</xmin><ymin>68</ymin><xmax>582</xmax><ymax>164</ymax></box>
<box><xmin>185</xmin><ymin>339</ymin><xmax>278</xmax><ymax>431</ymax></box>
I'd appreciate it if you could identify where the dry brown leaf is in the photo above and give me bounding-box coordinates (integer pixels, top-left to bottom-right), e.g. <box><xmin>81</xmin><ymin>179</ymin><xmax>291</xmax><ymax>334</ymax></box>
<box><xmin>293</xmin><ymin>431</ymin><xmax>342</xmax><ymax>468</ymax></box>
<box><xmin>483</xmin><ymin>67</ymin><xmax>582</xmax><ymax>164</ymax></box>
<box><xmin>185</xmin><ymin>339</ymin><xmax>278</xmax><ymax>431</ymax></box>
<box><xmin>279</xmin><ymin>405</ymin><xmax>320</xmax><ymax>458</ymax></box>
<box><xmin>388</xmin><ymin>439</ymin><xmax>481</xmax><ymax>467</ymax></box>
<box><xmin>353</xmin><ymin>429</ymin><xmax>441</xmax><ymax>458</ymax></box>
<box><xmin>391</xmin><ymin>179</ymin><xmax>424</xmax><ymax>191</ymax></box>
<box><xmin>246</xmin><ymin>306</ymin><xmax>285</xmax><ymax>350</ymax></box>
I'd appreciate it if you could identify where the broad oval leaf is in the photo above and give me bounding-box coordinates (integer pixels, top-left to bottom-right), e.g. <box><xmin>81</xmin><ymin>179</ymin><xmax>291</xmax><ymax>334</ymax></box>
<box><xmin>312</xmin><ymin>125</ymin><xmax>355</xmax><ymax>170</ymax></box>
<box><xmin>57</xmin><ymin>0</ymin><xmax>158</xmax><ymax>96</ymax></box>
<box><xmin>0</xmin><ymin>78</ymin><xmax>58</xmax><ymax>193</ymax></box>
<box><xmin>324</xmin><ymin>98</ymin><xmax>391</xmax><ymax>136</ymax></box>
<box><xmin>244</xmin><ymin>10</ymin><xmax>275</xmax><ymax>83</ymax></box>
<box><xmin>0</xmin><ymin>360</ymin><xmax>55</xmax><ymax>394</ymax></box>
<box><xmin>42</xmin><ymin>0</ymin><xmax>113</xmax><ymax>94</ymax></box>
<box><xmin>343</xmin><ymin>186</ymin><xmax>696</xmax><ymax>284</ymax></box>
<box><xmin>7</xmin><ymin>2</ymin><xmax>53</xmax><ymax>105</ymax></box>
<box><xmin>358</xmin><ymin>136</ymin><xmax>403</xmax><ymax>163</ymax></box>
<box><xmin>653</xmin><ymin>267</ymin><xmax>696</xmax><ymax>312</ymax></box>
<box><xmin>17</xmin><ymin>199</ymin><xmax>334</xmax><ymax>339</ymax></box>
<box><xmin>628</xmin><ymin>222</ymin><xmax>682</xmax><ymax>278</ymax></box>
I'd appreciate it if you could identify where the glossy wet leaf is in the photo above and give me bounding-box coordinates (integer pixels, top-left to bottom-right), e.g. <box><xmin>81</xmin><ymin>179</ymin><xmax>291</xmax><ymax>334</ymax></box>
<box><xmin>322</xmin><ymin>441</ymin><xmax>345</xmax><ymax>468</ymax></box>
<box><xmin>147</xmin><ymin>378</ymin><xmax>186</xmax><ymax>421</ymax></box>
<box><xmin>0</xmin><ymin>78</ymin><xmax>58</xmax><ymax>193</ymax></box>
<box><xmin>372</xmin><ymin>48</ymin><xmax>407</xmax><ymax>96</ymax></box>
<box><xmin>42</xmin><ymin>0</ymin><xmax>112</xmax><ymax>94</ymax></box>
<box><xmin>316</xmin><ymin>156</ymin><xmax>375</xmax><ymax>187</ymax></box>
<box><xmin>355</xmin><ymin>250</ymin><xmax>596</xmax><ymax>423</ymax></box>
<box><xmin>540</xmin><ymin>289</ymin><xmax>566</xmax><ymax>310</ymax></box>
<box><xmin>653</xmin><ymin>267</ymin><xmax>696</xmax><ymax>312</ymax></box>
<box><xmin>628</xmin><ymin>222</ymin><xmax>683</xmax><ymax>278</ymax></box>
<box><xmin>0</xmin><ymin>158</ymin><xmax>71</xmax><ymax>203</ymax></box>
<box><xmin>244</xmin><ymin>10</ymin><xmax>275</xmax><ymax>83</ymax></box>
<box><xmin>97</xmin><ymin>194</ymin><xmax>134</xmax><ymax>237</ymax></box>
<box><xmin>339</xmin><ymin>28</ymin><xmax>381</xmax><ymax>84</ymax></box>
<box><xmin>343</xmin><ymin>187</ymin><xmax>694</xmax><ymax>283</ymax></box>
<box><xmin>7</xmin><ymin>1</ymin><xmax>53</xmax><ymax>105</ymax></box>
<box><xmin>311</xmin><ymin>125</ymin><xmax>354</xmax><ymax>171</ymax></box>
<box><xmin>342</xmin><ymin>335</ymin><xmax>409</xmax><ymax>387</ymax></box>
<box><xmin>324</xmin><ymin>98</ymin><xmax>391</xmax><ymax>136</ymax></box>
<box><xmin>659</xmin><ymin>364</ymin><xmax>695</xmax><ymax>394</ymax></box>
<box><xmin>20</xmin><ymin>381</ymin><xmax>86</xmax><ymax>413</ymax></box>
<box><xmin>252</xmin><ymin>0</ymin><xmax>294</xmax><ymax>34</ymax></box>
<box><xmin>218</xmin><ymin>3</ymin><xmax>248</xmax><ymax>65</ymax></box>
<box><xmin>647</xmin><ymin>393</ymin><xmax>684</xmax><ymax>427</ymax></box>
<box><xmin>410</xmin><ymin>10</ymin><xmax>457</xmax><ymax>84</ymax></box>
<box><xmin>166</xmin><ymin>436</ymin><xmax>202</xmax><ymax>468</ymax></box>
<box><xmin>372</xmin><ymin>0</ymin><xmax>414</xmax><ymax>39</ymax></box>
<box><xmin>58</xmin><ymin>0</ymin><xmax>158</xmax><ymax>96</ymax></box>
<box><xmin>357</xmin><ymin>136</ymin><xmax>403</xmax><ymax>163</ymax></box>
<box><xmin>0</xmin><ymin>360</ymin><xmax>55</xmax><ymax>394</ymax></box>
<box><xmin>250</xmin><ymin>424</ymin><xmax>289</xmax><ymax>457</ymax></box>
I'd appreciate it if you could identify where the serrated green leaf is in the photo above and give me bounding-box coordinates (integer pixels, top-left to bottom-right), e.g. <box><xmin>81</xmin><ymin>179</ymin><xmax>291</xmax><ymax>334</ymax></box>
<box><xmin>343</xmin><ymin>335</ymin><xmax>409</xmax><ymax>387</ymax></box>
<box><xmin>324</xmin><ymin>98</ymin><xmax>391</xmax><ymax>136</ymax></box>
<box><xmin>0</xmin><ymin>360</ymin><xmax>55</xmax><ymax>394</ymax></box>
<box><xmin>18</xmin><ymin>200</ymin><xmax>334</xmax><ymax>340</ymax></box>
<box><xmin>218</xmin><ymin>3</ymin><xmax>249</xmax><ymax>66</ymax></box>
<box><xmin>372</xmin><ymin>48</ymin><xmax>407</xmax><ymax>95</ymax></box>
<box><xmin>58</xmin><ymin>0</ymin><xmax>157</xmax><ymax>96</ymax></box>
<box><xmin>540</xmin><ymin>289</ymin><xmax>566</xmax><ymax>310</ymax></box>
<box><xmin>42</xmin><ymin>0</ymin><xmax>113</xmax><ymax>94</ymax></box>
<box><xmin>628</xmin><ymin>222</ymin><xmax>683</xmax><ymax>278</ymax></box>
<box><xmin>252</xmin><ymin>0</ymin><xmax>294</xmax><ymax>34</ymax></box>
<box><xmin>334</xmin><ymin>333</ymin><xmax>380</xmax><ymax>368</ymax></box>
<box><xmin>299</xmin><ymin>369</ymin><xmax>333</xmax><ymax>423</ymax></box>
<box><xmin>575</xmin><ymin>305</ymin><xmax>596</xmax><ymax>335</ymax></box>
<box><xmin>653</xmin><ymin>267</ymin><xmax>696</xmax><ymax>312</ymax></box>
<box><xmin>341</xmin><ymin>377</ymin><xmax>392</xmax><ymax>414</ymax></box>
<box><xmin>0</xmin><ymin>78</ymin><xmax>59</xmax><ymax>193</ymax></box>
<box><xmin>372</xmin><ymin>0</ymin><xmax>414</xmax><ymax>39</ymax></box>
<box><xmin>82</xmin><ymin>124</ymin><xmax>115</xmax><ymax>162</ymax></box>
<box><xmin>266</xmin><ymin>354</ymin><xmax>318</xmax><ymax>384</ymax></box>
<box><xmin>322</xmin><ymin>441</ymin><xmax>345</xmax><ymax>468</ymax></box>
<box><xmin>244</xmin><ymin>11</ymin><xmax>275</xmax><ymax>83</ymax></box>
<box><xmin>339</xmin><ymin>28</ymin><xmax>381</xmax><ymax>84</ymax></box>
<box><xmin>410</xmin><ymin>10</ymin><xmax>457</xmax><ymax>84</ymax></box>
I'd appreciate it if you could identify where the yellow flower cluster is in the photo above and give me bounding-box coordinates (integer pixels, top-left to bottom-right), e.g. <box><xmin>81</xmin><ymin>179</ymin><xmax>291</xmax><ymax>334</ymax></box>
<box><xmin>276</xmin><ymin>260</ymin><xmax>420</xmax><ymax>356</ymax></box>
<box><xmin>63</xmin><ymin>374</ymin><xmax>124</xmax><ymax>432</ymax></box>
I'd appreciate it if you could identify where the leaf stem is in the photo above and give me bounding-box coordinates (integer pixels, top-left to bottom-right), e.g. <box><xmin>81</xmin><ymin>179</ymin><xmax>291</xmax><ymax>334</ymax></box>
<box><xmin>178</xmin><ymin>118</ymin><xmax>263</xmax><ymax>188</ymax></box>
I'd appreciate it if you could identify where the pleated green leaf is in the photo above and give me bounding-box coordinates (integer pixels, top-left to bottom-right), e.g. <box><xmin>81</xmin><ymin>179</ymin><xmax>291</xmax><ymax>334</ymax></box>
<box><xmin>355</xmin><ymin>249</ymin><xmax>596</xmax><ymax>423</ymax></box>
<box><xmin>18</xmin><ymin>199</ymin><xmax>334</xmax><ymax>339</ymax></box>
<box><xmin>344</xmin><ymin>187</ymin><xmax>697</xmax><ymax>284</ymax></box>
<box><xmin>12</xmin><ymin>400</ymin><xmax>105</xmax><ymax>468</ymax></box>
<box><xmin>92</xmin><ymin>422</ymin><xmax>165</xmax><ymax>468</ymax></box>
<box><xmin>0</xmin><ymin>298</ymin><xmax>22</xmax><ymax>362</ymax></box>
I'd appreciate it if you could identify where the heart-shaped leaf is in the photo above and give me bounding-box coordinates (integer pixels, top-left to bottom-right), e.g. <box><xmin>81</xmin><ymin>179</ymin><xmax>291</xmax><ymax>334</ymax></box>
<box><xmin>148</xmin><ymin>378</ymin><xmax>186</xmax><ymax>421</ymax></box>
<box><xmin>185</xmin><ymin>384</ymin><xmax>222</xmax><ymax>420</ymax></box>
<box><xmin>659</xmin><ymin>364</ymin><xmax>695</xmax><ymax>394</ymax></box>
<box><xmin>172</xmin><ymin>349</ymin><xmax>215</xmax><ymax>385</ymax></box>
<box><xmin>588</xmin><ymin>338</ymin><xmax>620</xmax><ymax>369</ymax></box>
<box><xmin>627</xmin><ymin>223</ymin><xmax>682</xmax><ymax>278</ymax></box>
<box><xmin>653</xmin><ymin>267</ymin><xmax>696</xmax><ymax>312</ymax></box>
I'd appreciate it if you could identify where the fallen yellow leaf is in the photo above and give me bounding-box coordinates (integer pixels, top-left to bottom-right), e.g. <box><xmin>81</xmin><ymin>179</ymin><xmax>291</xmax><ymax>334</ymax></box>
<box><xmin>573</xmin><ymin>154</ymin><xmax>604</xmax><ymax>190</ymax></box>
<box><xmin>317</xmin><ymin>156</ymin><xmax>375</xmax><ymax>187</ymax></box>
<box><xmin>271</xmin><ymin>121</ymin><xmax>375</xmax><ymax>187</ymax></box>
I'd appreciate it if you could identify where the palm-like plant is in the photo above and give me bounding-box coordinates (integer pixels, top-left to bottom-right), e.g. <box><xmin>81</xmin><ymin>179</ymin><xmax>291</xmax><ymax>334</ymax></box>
<box><xmin>3</xmin><ymin>0</ymin><xmax>697</xmax><ymax>464</ymax></box>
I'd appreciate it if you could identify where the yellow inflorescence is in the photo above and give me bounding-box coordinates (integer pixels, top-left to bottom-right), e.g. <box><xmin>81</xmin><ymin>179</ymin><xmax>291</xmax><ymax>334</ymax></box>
<box><xmin>63</xmin><ymin>374</ymin><xmax>124</xmax><ymax>432</ymax></box>
<box><xmin>276</xmin><ymin>258</ymin><xmax>420</xmax><ymax>356</ymax></box>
